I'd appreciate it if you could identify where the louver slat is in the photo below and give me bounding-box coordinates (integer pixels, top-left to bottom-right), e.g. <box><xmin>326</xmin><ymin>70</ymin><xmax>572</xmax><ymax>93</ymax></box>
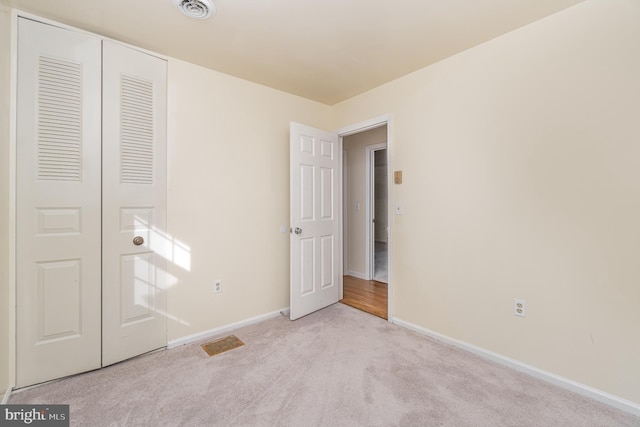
<box><xmin>37</xmin><ymin>57</ymin><xmax>82</xmax><ymax>181</ymax></box>
<box><xmin>120</xmin><ymin>75</ymin><xmax>154</xmax><ymax>185</ymax></box>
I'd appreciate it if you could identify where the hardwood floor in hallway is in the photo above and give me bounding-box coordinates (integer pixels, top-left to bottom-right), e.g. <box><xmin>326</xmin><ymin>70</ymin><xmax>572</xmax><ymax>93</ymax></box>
<box><xmin>340</xmin><ymin>275</ymin><xmax>388</xmax><ymax>320</ymax></box>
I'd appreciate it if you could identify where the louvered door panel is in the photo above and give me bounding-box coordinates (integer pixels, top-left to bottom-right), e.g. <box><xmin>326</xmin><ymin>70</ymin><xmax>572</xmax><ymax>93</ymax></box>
<box><xmin>37</xmin><ymin>57</ymin><xmax>82</xmax><ymax>181</ymax></box>
<box><xmin>102</xmin><ymin>40</ymin><xmax>168</xmax><ymax>366</ymax></box>
<box><xmin>16</xmin><ymin>18</ymin><xmax>102</xmax><ymax>387</ymax></box>
<box><xmin>120</xmin><ymin>75</ymin><xmax>154</xmax><ymax>184</ymax></box>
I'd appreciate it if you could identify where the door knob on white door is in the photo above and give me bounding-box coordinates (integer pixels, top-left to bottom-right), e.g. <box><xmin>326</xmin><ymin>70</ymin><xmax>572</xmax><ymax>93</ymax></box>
<box><xmin>133</xmin><ymin>236</ymin><xmax>144</xmax><ymax>246</ymax></box>
<box><xmin>294</xmin><ymin>227</ymin><xmax>303</xmax><ymax>235</ymax></box>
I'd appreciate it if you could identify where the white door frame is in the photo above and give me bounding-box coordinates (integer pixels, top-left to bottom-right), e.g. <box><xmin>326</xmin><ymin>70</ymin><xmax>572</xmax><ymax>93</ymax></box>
<box><xmin>335</xmin><ymin>114</ymin><xmax>393</xmax><ymax>321</ymax></box>
<box><xmin>366</xmin><ymin>143</ymin><xmax>388</xmax><ymax>282</ymax></box>
<box><xmin>342</xmin><ymin>149</ymin><xmax>348</xmax><ymax>281</ymax></box>
<box><xmin>7</xmin><ymin>9</ymin><xmax>20</xmax><ymax>394</ymax></box>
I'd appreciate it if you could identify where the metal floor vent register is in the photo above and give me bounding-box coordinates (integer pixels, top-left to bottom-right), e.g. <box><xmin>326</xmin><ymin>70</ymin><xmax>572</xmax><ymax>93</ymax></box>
<box><xmin>201</xmin><ymin>335</ymin><xmax>244</xmax><ymax>357</ymax></box>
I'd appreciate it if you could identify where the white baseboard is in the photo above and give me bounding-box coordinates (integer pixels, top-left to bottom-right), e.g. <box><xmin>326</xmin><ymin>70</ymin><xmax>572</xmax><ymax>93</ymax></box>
<box><xmin>346</xmin><ymin>271</ymin><xmax>366</xmax><ymax>280</ymax></box>
<box><xmin>167</xmin><ymin>308</ymin><xmax>288</xmax><ymax>349</ymax></box>
<box><xmin>2</xmin><ymin>387</ymin><xmax>12</xmax><ymax>404</ymax></box>
<box><xmin>393</xmin><ymin>318</ymin><xmax>640</xmax><ymax>417</ymax></box>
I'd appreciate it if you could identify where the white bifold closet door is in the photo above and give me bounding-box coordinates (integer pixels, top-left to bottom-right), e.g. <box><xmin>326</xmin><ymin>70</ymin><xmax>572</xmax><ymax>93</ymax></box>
<box><xmin>16</xmin><ymin>18</ymin><xmax>167</xmax><ymax>388</ymax></box>
<box><xmin>101</xmin><ymin>40</ymin><xmax>167</xmax><ymax>367</ymax></box>
<box><xmin>16</xmin><ymin>18</ymin><xmax>102</xmax><ymax>388</ymax></box>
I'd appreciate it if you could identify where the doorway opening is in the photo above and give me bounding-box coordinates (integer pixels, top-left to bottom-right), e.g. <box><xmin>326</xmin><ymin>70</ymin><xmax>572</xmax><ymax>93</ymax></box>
<box><xmin>369</xmin><ymin>146</ymin><xmax>388</xmax><ymax>283</ymax></box>
<box><xmin>340</xmin><ymin>123</ymin><xmax>389</xmax><ymax>320</ymax></box>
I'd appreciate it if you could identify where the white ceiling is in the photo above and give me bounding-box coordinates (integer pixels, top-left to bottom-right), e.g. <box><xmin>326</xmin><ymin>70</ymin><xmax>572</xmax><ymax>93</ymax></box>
<box><xmin>4</xmin><ymin>0</ymin><xmax>586</xmax><ymax>105</ymax></box>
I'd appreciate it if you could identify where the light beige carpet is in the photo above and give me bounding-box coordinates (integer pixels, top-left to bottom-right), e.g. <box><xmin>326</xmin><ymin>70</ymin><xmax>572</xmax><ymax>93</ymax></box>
<box><xmin>10</xmin><ymin>304</ymin><xmax>639</xmax><ymax>426</ymax></box>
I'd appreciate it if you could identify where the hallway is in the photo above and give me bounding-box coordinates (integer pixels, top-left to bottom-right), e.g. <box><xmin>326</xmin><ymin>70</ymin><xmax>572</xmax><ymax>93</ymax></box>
<box><xmin>340</xmin><ymin>275</ymin><xmax>388</xmax><ymax>320</ymax></box>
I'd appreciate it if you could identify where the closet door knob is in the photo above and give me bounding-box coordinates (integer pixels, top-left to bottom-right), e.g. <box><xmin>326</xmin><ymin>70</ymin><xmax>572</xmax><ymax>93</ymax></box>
<box><xmin>133</xmin><ymin>236</ymin><xmax>144</xmax><ymax>246</ymax></box>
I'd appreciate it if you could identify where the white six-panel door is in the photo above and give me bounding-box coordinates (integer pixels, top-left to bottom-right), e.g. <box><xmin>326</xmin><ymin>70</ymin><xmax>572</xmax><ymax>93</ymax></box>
<box><xmin>101</xmin><ymin>41</ymin><xmax>167</xmax><ymax>366</ymax></box>
<box><xmin>290</xmin><ymin>122</ymin><xmax>342</xmax><ymax>320</ymax></box>
<box><xmin>16</xmin><ymin>19</ymin><xmax>167</xmax><ymax>386</ymax></box>
<box><xmin>16</xmin><ymin>18</ymin><xmax>103</xmax><ymax>387</ymax></box>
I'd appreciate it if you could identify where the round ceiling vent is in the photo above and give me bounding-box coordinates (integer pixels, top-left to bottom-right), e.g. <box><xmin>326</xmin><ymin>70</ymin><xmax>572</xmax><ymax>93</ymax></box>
<box><xmin>174</xmin><ymin>0</ymin><xmax>216</xmax><ymax>19</ymax></box>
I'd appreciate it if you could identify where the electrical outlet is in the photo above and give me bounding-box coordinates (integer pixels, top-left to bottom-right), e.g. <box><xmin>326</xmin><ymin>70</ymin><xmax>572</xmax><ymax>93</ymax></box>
<box><xmin>214</xmin><ymin>279</ymin><xmax>222</xmax><ymax>293</ymax></box>
<box><xmin>514</xmin><ymin>299</ymin><xmax>526</xmax><ymax>317</ymax></box>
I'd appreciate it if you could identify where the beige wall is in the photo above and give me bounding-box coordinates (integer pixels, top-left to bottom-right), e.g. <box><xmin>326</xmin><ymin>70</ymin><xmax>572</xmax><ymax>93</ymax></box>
<box><xmin>166</xmin><ymin>59</ymin><xmax>331</xmax><ymax>340</ymax></box>
<box><xmin>333</xmin><ymin>0</ymin><xmax>640</xmax><ymax>404</ymax></box>
<box><xmin>343</xmin><ymin>126</ymin><xmax>387</xmax><ymax>277</ymax></box>
<box><xmin>0</xmin><ymin>4</ymin><xmax>11</xmax><ymax>396</ymax></box>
